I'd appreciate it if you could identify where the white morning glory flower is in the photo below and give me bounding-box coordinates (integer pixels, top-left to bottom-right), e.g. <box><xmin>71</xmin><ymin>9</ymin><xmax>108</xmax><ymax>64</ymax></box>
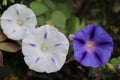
<box><xmin>22</xmin><ymin>24</ymin><xmax>69</xmax><ymax>73</ymax></box>
<box><xmin>0</xmin><ymin>4</ymin><xmax>37</xmax><ymax>40</ymax></box>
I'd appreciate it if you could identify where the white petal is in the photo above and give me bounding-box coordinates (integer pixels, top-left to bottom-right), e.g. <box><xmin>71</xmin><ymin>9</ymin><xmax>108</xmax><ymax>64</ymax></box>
<box><xmin>24</xmin><ymin>55</ymin><xmax>59</xmax><ymax>73</ymax></box>
<box><xmin>22</xmin><ymin>24</ymin><xmax>69</xmax><ymax>73</ymax></box>
<box><xmin>1</xmin><ymin>4</ymin><xmax>36</xmax><ymax>40</ymax></box>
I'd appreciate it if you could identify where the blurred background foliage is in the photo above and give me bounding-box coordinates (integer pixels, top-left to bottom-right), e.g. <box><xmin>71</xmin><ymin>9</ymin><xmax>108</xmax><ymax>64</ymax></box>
<box><xmin>0</xmin><ymin>0</ymin><xmax>120</xmax><ymax>80</ymax></box>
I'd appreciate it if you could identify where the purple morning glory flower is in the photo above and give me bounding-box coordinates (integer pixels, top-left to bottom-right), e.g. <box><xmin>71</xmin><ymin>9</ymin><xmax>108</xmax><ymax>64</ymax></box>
<box><xmin>73</xmin><ymin>24</ymin><xmax>114</xmax><ymax>68</ymax></box>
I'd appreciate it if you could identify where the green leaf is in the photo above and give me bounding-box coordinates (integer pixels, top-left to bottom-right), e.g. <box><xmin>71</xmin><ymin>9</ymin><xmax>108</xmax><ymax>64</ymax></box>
<box><xmin>10</xmin><ymin>0</ymin><xmax>15</xmax><ymax>3</ymax></box>
<box><xmin>101</xmin><ymin>68</ymin><xmax>114</xmax><ymax>79</ymax></box>
<box><xmin>0</xmin><ymin>29</ymin><xmax>7</xmax><ymax>42</ymax></box>
<box><xmin>0</xmin><ymin>5</ymin><xmax>2</xmax><ymax>9</ymax></box>
<box><xmin>79</xmin><ymin>18</ymin><xmax>86</xmax><ymax>30</ymax></box>
<box><xmin>117</xmin><ymin>57</ymin><xmax>120</xmax><ymax>63</ymax></box>
<box><xmin>66</xmin><ymin>16</ymin><xmax>80</xmax><ymax>35</ymax></box>
<box><xmin>110</xmin><ymin>58</ymin><xmax>118</xmax><ymax>68</ymax></box>
<box><xmin>88</xmin><ymin>68</ymin><xmax>96</xmax><ymax>77</ymax></box>
<box><xmin>16</xmin><ymin>40</ymin><xmax>22</xmax><ymax>46</ymax></box>
<box><xmin>30</xmin><ymin>1</ymin><xmax>48</xmax><ymax>16</ymax></box>
<box><xmin>48</xmin><ymin>11</ymin><xmax>67</xmax><ymax>29</ymax></box>
<box><xmin>106</xmin><ymin>63</ymin><xmax>116</xmax><ymax>72</ymax></box>
<box><xmin>37</xmin><ymin>16</ymin><xmax>46</xmax><ymax>26</ymax></box>
<box><xmin>0</xmin><ymin>42</ymin><xmax>20</xmax><ymax>52</ymax></box>
<box><xmin>57</xmin><ymin>2</ymin><xmax>72</xmax><ymax>18</ymax></box>
<box><xmin>2</xmin><ymin>0</ymin><xmax>7</xmax><ymax>6</ymax></box>
<box><xmin>113</xmin><ymin>3</ymin><xmax>120</xmax><ymax>13</ymax></box>
<box><xmin>43</xmin><ymin>0</ymin><xmax>56</xmax><ymax>10</ymax></box>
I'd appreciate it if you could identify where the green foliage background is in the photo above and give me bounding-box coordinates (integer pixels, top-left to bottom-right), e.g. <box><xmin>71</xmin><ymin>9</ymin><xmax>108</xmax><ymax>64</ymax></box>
<box><xmin>0</xmin><ymin>0</ymin><xmax>120</xmax><ymax>80</ymax></box>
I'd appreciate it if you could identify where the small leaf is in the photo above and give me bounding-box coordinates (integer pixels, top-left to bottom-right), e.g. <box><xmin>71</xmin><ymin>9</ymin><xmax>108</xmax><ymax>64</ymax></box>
<box><xmin>43</xmin><ymin>0</ymin><xmax>56</xmax><ymax>10</ymax></box>
<box><xmin>113</xmin><ymin>3</ymin><xmax>120</xmax><ymax>13</ymax></box>
<box><xmin>117</xmin><ymin>57</ymin><xmax>120</xmax><ymax>63</ymax></box>
<box><xmin>66</xmin><ymin>16</ymin><xmax>80</xmax><ymax>35</ymax></box>
<box><xmin>0</xmin><ymin>5</ymin><xmax>2</xmax><ymax>9</ymax></box>
<box><xmin>57</xmin><ymin>2</ymin><xmax>72</xmax><ymax>18</ymax></box>
<box><xmin>2</xmin><ymin>0</ymin><xmax>7</xmax><ymax>6</ymax></box>
<box><xmin>0</xmin><ymin>42</ymin><xmax>20</xmax><ymax>52</ymax></box>
<box><xmin>110</xmin><ymin>58</ymin><xmax>118</xmax><ymax>68</ymax></box>
<box><xmin>0</xmin><ymin>51</ymin><xmax>3</xmax><ymax>67</ymax></box>
<box><xmin>101</xmin><ymin>68</ymin><xmax>114</xmax><ymax>79</ymax></box>
<box><xmin>0</xmin><ymin>29</ymin><xmax>7</xmax><ymax>42</ymax></box>
<box><xmin>79</xmin><ymin>18</ymin><xmax>86</xmax><ymax>30</ymax></box>
<box><xmin>37</xmin><ymin>16</ymin><xmax>46</xmax><ymax>26</ymax></box>
<box><xmin>10</xmin><ymin>0</ymin><xmax>15</xmax><ymax>3</ymax></box>
<box><xmin>88</xmin><ymin>68</ymin><xmax>96</xmax><ymax>77</ymax></box>
<box><xmin>105</xmin><ymin>63</ymin><xmax>116</xmax><ymax>72</ymax></box>
<box><xmin>16</xmin><ymin>40</ymin><xmax>22</xmax><ymax>46</ymax></box>
<box><xmin>48</xmin><ymin>11</ymin><xmax>67</xmax><ymax>29</ymax></box>
<box><xmin>30</xmin><ymin>1</ymin><xmax>48</xmax><ymax>16</ymax></box>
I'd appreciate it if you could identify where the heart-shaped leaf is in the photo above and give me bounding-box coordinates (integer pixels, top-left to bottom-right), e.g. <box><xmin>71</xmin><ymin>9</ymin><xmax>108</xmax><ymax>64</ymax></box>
<box><xmin>0</xmin><ymin>42</ymin><xmax>20</xmax><ymax>52</ymax></box>
<box><xmin>66</xmin><ymin>16</ymin><xmax>80</xmax><ymax>35</ymax></box>
<box><xmin>43</xmin><ymin>0</ymin><xmax>56</xmax><ymax>10</ymax></box>
<box><xmin>48</xmin><ymin>11</ymin><xmax>67</xmax><ymax>29</ymax></box>
<box><xmin>37</xmin><ymin>16</ymin><xmax>46</xmax><ymax>26</ymax></box>
<box><xmin>57</xmin><ymin>2</ymin><xmax>72</xmax><ymax>18</ymax></box>
<box><xmin>30</xmin><ymin>1</ymin><xmax>48</xmax><ymax>16</ymax></box>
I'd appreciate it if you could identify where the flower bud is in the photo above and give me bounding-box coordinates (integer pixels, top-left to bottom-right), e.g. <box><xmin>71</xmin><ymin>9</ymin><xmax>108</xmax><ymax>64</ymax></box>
<box><xmin>68</xmin><ymin>34</ymin><xmax>75</xmax><ymax>41</ymax></box>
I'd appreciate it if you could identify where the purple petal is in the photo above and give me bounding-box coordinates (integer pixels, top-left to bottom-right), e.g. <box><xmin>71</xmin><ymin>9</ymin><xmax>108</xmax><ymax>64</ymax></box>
<box><xmin>73</xmin><ymin>30</ymin><xmax>87</xmax><ymax>48</ymax></box>
<box><xmin>73</xmin><ymin>46</ymin><xmax>86</xmax><ymax>62</ymax></box>
<box><xmin>96</xmin><ymin>33</ymin><xmax>114</xmax><ymax>47</ymax></box>
<box><xmin>73</xmin><ymin>39</ymin><xmax>85</xmax><ymax>50</ymax></box>
<box><xmin>74</xmin><ymin>38</ymin><xmax>85</xmax><ymax>44</ymax></box>
<box><xmin>29</xmin><ymin>43</ymin><xmax>36</xmax><ymax>47</ymax></box>
<box><xmin>80</xmin><ymin>51</ymin><xmax>87</xmax><ymax>61</ymax></box>
<box><xmin>97</xmin><ymin>42</ymin><xmax>112</xmax><ymax>45</ymax></box>
<box><xmin>96</xmin><ymin>33</ymin><xmax>114</xmax><ymax>53</ymax></box>
<box><xmin>80</xmin><ymin>51</ymin><xmax>91</xmax><ymax>67</ymax></box>
<box><xmin>35</xmin><ymin>57</ymin><xmax>40</xmax><ymax>63</ymax></box>
<box><xmin>74</xmin><ymin>29</ymin><xmax>88</xmax><ymax>42</ymax></box>
<box><xmin>96</xmin><ymin>46</ymin><xmax>113</xmax><ymax>64</ymax></box>
<box><xmin>94</xmin><ymin>52</ymin><xmax>103</xmax><ymax>64</ymax></box>
<box><xmin>44</xmin><ymin>32</ymin><xmax>47</xmax><ymax>39</ymax></box>
<box><xmin>80</xmin><ymin>51</ymin><xmax>103</xmax><ymax>68</ymax></box>
<box><xmin>89</xmin><ymin>25</ymin><xmax>95</xmax><ymax>39</ymax></box>
<box><xmin>81</xmin><ymin>24</ymin><xmax>106</xmax><ymax>41</ymax></box>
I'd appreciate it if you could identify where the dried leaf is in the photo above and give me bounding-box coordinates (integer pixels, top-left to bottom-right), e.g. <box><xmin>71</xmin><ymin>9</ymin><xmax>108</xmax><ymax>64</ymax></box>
<box><xmin>0</xmin><ymin>42</ymin><xmax>21</xmax><ymax>52</ymax></box>
<box><xmin>0</xmin><ymin>51</ymin><xmax>3</xmax><ymax>67</ymax></box>
<box><xmin>0</xmin><ymin>29</ymin><xmax>7</xmax><ymax>42</ymax></box>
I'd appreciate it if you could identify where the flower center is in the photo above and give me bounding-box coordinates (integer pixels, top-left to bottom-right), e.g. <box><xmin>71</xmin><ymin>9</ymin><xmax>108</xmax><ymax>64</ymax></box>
<box><xmin>17</xmin><ymin>20</ymin><xmax>24</xmax><ymax>26</ymax></box>
<box><xmin>41</xmin><ymin>44</ymin><xmax>48</xmax><ymax>52</ymax></box>
<box><xmin>85</xmin><ymin>41</ymin><xmax>95</xmax><ymax>52</ymax></box>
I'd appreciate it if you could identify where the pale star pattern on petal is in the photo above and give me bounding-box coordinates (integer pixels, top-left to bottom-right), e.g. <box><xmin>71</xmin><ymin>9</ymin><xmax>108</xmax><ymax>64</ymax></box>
<box><xmin>1</xmin><ymin>4</ymin><xmax>37</xmax><ymax>40</ymax></box>
<box><xmin>22</xmin><ymin>24</ymin><xmax>69</xmax><ymax>73</ymax></box>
